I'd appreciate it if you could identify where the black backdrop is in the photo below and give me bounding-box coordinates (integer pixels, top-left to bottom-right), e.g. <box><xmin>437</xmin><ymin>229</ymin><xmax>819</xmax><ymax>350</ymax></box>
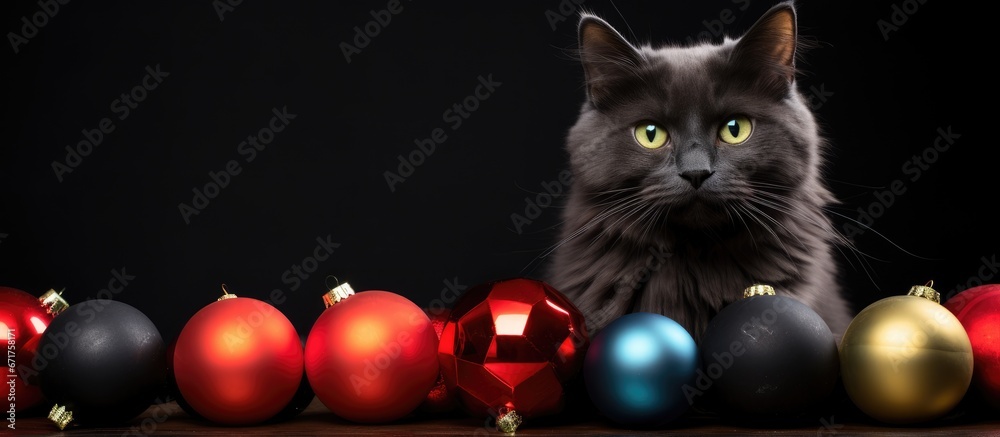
<box><xmin>2</xmin><ymin>0</ymin><xmax>992</xmax><ymax>342</ymax></box>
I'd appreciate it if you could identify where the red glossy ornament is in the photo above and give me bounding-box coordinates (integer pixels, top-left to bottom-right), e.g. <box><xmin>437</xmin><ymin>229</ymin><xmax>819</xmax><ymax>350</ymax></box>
<box><xmin>0</xmin><ymin>287</ymin><xmax>67</xmax><ymax>413</ymax></box>
<box><xmin>420</xmin><ymin>308</ymin><xmax>457</xmax><ymax>414</ymax></box>
<box><xmin>944</xmin><ymin>284</ymin><xmax>1000</xmax><ymax>408</ymax></box>
<box><xmin>174</xmin><ymin>286</ymin><xmax>303</xmax><ymax>425</ymax></box>
<box><xmin>438</xmin><ymin>278</ymin><xmax>589</xmax><ymax>426</ymax></box>
<box><xmin>304</xmin><ymin>283</ymin><xmax>439</xmax><ymax>423</ymax></box>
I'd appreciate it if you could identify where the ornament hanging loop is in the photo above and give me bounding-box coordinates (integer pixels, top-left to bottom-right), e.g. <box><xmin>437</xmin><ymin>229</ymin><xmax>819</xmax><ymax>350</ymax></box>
<box><xmin>323</xmin><ymin>276</ymin><xmax>355</xmax><ymax>308</ymax></box>
<box><xmin>907</xmin><ymin>280</ymin><xmax>940</xmax><ymax>303</ymax></box>
<box><xmin>218</xmin><ymin>283</ymin><xmax>238</xmax><ymax>301</ymax></box>
<box><xmin>324</xmin><ymin>275</ymin><xmax>341</xmax><ymax>290</ymax></box>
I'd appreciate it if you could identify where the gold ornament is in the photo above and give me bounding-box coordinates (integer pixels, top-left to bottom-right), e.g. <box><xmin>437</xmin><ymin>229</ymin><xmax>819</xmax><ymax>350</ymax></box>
<box><xmin>840</xmin><ymin>281</ymin><xmax>973</xmax><ymax>424</ymax></box>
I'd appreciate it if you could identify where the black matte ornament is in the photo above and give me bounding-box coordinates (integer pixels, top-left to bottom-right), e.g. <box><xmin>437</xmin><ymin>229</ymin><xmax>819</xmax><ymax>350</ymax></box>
<box><xmin>37</xmin><ymin>300</ymin><xmax>166</xmax><ymax>429</ymax></box>
<box><xmin>699</xmin><ymin>285</ymin><xmax>839</xmax><ymax>417</ymax></box>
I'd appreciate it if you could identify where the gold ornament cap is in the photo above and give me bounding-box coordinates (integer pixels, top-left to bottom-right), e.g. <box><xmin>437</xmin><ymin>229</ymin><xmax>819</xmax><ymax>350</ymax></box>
<box><xmin>907</xmin><ymin>280</ymin><xmax>940</xmax><ymax>304</ymax></box>
<box><xmin>323</xmin><ymin>278</ymin><xmax>355</xmax><ymax>308</ymax></box>
<box><xmin>217</xmin><ymin>284</ymin><xmax>238</xmax><ymax>301</ymax></box>
<box><xmin>743</xmin><ymin>284</ymin><xmax>776</xmax><ymax>298</ymax></box>
<box><xmin>48</xmin><ymin>404</ymin><xmax>74</xmax><ymax>430</ymax></box>
<box><xmin>38</xmin><ymin>289</ymin><xmax>69</xmax><ymax>316</ymax></box>
<box><xmin>496</xmin><ymin>407</ymin><xmax>522</xmax><ymax>433</ymax></box>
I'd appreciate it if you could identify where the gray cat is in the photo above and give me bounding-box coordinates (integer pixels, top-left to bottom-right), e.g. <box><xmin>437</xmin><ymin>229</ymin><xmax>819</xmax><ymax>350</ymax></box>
<box><xmin>547</xmin><ymin>2</ymin><xmax>854</xmax><ymax>341</ymax></box>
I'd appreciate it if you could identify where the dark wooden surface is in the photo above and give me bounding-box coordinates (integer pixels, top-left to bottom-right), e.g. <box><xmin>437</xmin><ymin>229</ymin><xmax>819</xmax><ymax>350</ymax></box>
<box><xmin>12</xmin><ymin>397</ymin><xmax>1000</xmax><ymax>436</ymax></box>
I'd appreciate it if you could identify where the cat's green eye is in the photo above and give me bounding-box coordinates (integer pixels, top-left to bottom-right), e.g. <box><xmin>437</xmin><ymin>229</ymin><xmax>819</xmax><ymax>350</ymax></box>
<box><xmin>719</xmin><ymin>116</ymin><xmax>753</xmax><ymax>145</ymax></box>
<box><xmin>634</xmin><ymin>123</ymin><xmax>669</xmax><ymax>149</ymax></box>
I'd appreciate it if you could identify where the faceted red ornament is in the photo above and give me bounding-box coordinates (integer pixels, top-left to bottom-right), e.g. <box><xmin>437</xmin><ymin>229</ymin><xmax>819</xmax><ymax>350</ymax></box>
<box><xmin>420</xmin><ymin>308</ymin><xmax>457</xmax><ymax>414</ymax></box>
<box><xmin>438</xmin><ymin>278</ymin><xmax>589</xmax><ymax>421</ymax></box>
<box><xmin>0</xmin><ymin>287</ymin><xmax>67</xmax><ymax>413</ymax></box>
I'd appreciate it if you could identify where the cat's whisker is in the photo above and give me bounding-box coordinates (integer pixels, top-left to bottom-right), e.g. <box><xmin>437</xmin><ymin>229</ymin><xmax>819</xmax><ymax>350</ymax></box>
<box><xmin>589</xmin><ymin>198</ymin><xmax>650</xmax><ymax>251</ymax></box>
<box><xmin>743</xmin><ymin>200</ymin><xmax>814</xmax><ymax>261</ymax></box>
<box><xmin>744</xmin><ymin>183</ymin><xmax>930</xmax><ymax>265</ymax></box>
<box><xmin>532</xmin><ymin>191</ymin><xmax>645</xmax><ymax>262</ymax></box>
<box><xmin>746</xmin><ymin>193</ymin><xmax>881</xmax><ymax>288</ymax></box>
<box><xmin>747</xmin><ymin>189</ymin><xmax>888</xmax><ymax>267</ymax></box>
<box><xmin>613</xmin><ymin>202</ymin><xmax>659</xmax><ymax>249</ymax></box>
<box><xmin>726</xmin><ymin>203</ymin><xmax>759</xmax><ymax>252</ymax></box>
<box><xmin>735</xmin><ymin>200</ymin><xmax>796</xmax><ymax>263</ymax></box>
<box><xmin>638</xmin><ymin>205</ymin><xmax>666</xmax><ymax>247</ymax></box>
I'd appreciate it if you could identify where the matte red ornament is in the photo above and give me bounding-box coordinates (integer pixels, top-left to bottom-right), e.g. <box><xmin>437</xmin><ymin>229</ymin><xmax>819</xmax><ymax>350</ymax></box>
<box><xmin>944</xmin><ymin>284</ymin><xmax>1000</xmax><ymax>408</ymax></box>
<box><xmin>0</xmin><ymin>287</ymin><xmax>67</xmax><ymax>413</ymax></box>
<box><xmin>304</xmin><ymin>284</ymin><xmax>439</xmax><ymax>423</ymax></box>
<box><xmin>174</xmin><ymin>286</ymin><xmax>304</xmax><ymax>425</ymax></box>
<box><xmin>437</xmin><ymin>278</ymin><xmax>589</xmax><ymax>425</ymax></box>
<box><xmin>420</xmin><ymin>308</ymin><xmax>458</xmax><ymax>414</ymax></box>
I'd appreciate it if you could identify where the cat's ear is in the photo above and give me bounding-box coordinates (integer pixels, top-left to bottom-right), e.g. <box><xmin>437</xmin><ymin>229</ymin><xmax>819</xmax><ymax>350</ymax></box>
<box><xmin>578</xmin><ymin>14</ymin><xmax>644</xmax><ymax>108</ymax></box>
<box><xmin>731</xmin><ymin>2</ymin><xmax>797</xmax><ymax>89</ymax></box>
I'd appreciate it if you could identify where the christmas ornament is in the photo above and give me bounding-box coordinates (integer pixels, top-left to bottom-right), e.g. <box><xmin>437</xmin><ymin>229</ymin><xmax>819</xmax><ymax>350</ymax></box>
<box><xmin>438</xmin><ymin>278</ymin><xmax>589</xmax><ymax>432</ymax></box>
<box><xmin>174</xmin><ymin>285</ymin><xmax>303</xmax><ymax>425</ymax></box>
<box><xmin>305</xmin><ymin>281</ymin><xmax>439</xmax><ymax>423</ymax></box>
<box><xmin>164</xmin><ymin>340</ymin><xmax>199</xmax><ymax>419</ymax></box>
<box><xmin>0</xmin><ymin>287</ymin><xmax>67</xmax><ymax>413</ymax></box>
<box><xmin>944</xmin><ymin>283</ymin><xmax>1000</xmax><ymax>409</ymax></box>
<box><xmin>840</xmin><ymin>281</ymin><xmax>973</xmax><ymax>424</ymax></box>
<box><xmin>419</xmin><ymin>307</ymin><xmax>457</xmax><ymax>414</ymax></box>
<box><xmin>583</xmin><ymin>312</ymin><xmax>697</xmax><ymax>427</ymax></box>
<box><xmin>698</xmin><ymin>284</ymin><xmax>839</xmax><ymax>416</ymax></box>
<box><xmin>37</xmin><ymin>299</ymin><xmax>165</xmax><ymax>429</ymax></box>
<box><xmin>267</xmin><ymin>336</ymin><xmax>315</xmax><ymax>423</ymax></box>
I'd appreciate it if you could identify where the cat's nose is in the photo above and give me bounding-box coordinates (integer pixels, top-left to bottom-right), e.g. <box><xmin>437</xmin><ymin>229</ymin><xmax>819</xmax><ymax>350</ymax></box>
<box><xmin>676</xmin><ymin>141</ymin><xmax>716</xmax><ymax>189</ymax></box>
<box><xmin>680</xmin><ymin>169</ymin><xmax>714</xmax><ymax>189</ymax></box>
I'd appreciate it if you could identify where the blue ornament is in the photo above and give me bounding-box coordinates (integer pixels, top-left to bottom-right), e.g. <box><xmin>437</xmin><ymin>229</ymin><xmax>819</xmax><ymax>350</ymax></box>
<box><xmin>583</xmin><ymin>312</ymin><xmax>699</xmax><ymax>427</ymax></box>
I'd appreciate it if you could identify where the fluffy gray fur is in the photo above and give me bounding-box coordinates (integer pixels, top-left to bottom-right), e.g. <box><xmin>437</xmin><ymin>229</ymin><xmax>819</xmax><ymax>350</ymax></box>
<box><xmin>547</xmin><ymin>2</ymin><xmax>854</xmax><ymax>341</ymax></box>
